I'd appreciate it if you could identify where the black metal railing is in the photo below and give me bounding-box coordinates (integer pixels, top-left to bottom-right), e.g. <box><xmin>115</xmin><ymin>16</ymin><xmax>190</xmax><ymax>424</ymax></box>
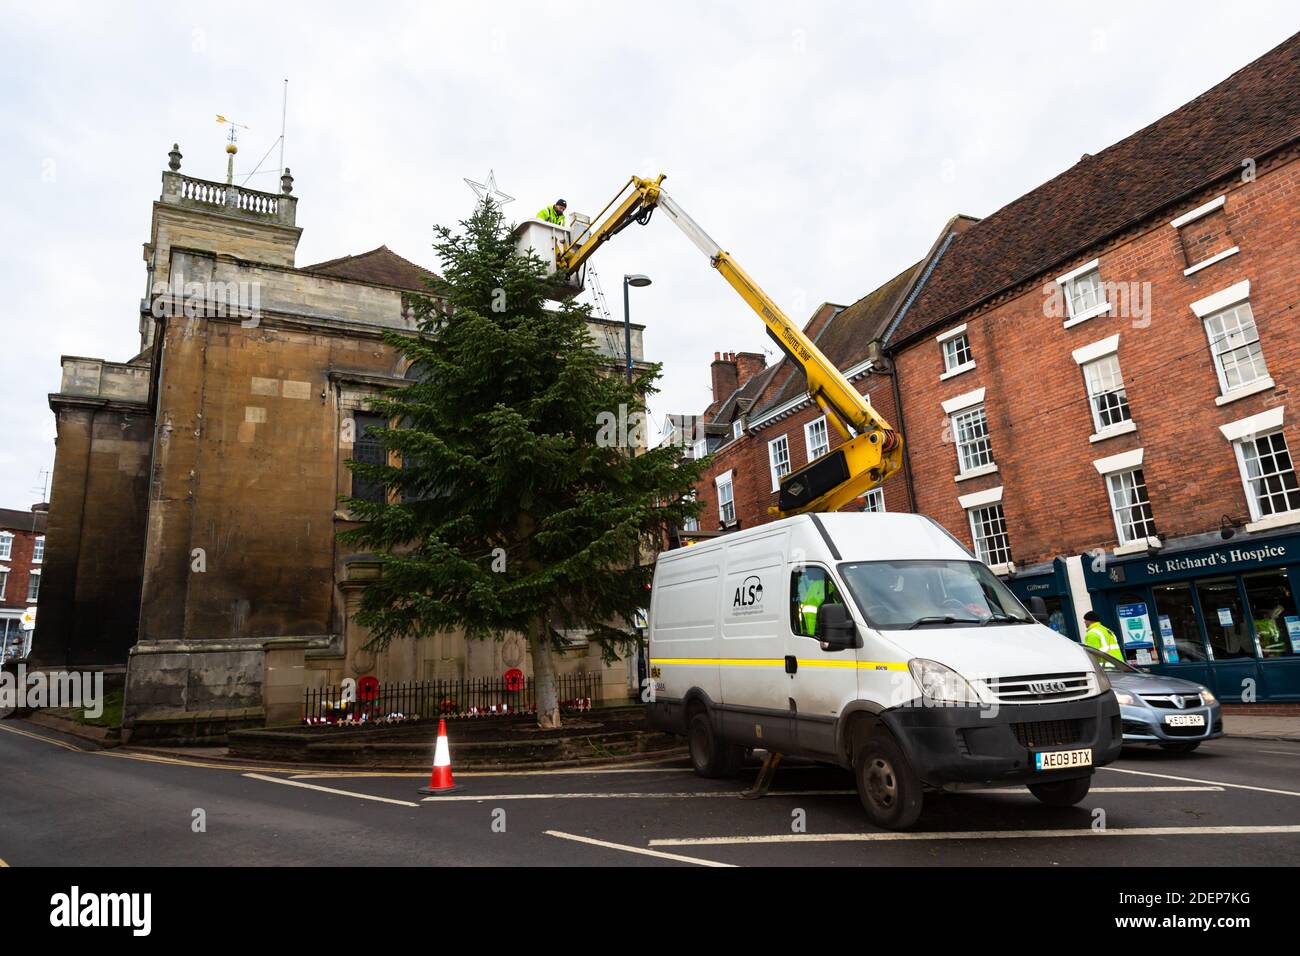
<box><xmin>302</xmin><ymin>673</ymin><xmax>602</xmax><ymax>724</ymax></box>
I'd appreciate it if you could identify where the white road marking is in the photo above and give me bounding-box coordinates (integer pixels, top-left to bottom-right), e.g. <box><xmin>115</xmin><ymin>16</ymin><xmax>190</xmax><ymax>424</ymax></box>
<box><xmin>974</xmin><ymin>786</ymin><xmax>1221</xmax><ymax>794</ymax></box>
<box><xmin>1100</xmin><ymin>765</ymin><xmax>1300</xmax><ymax>798</ymax></box>
<box><xmin>292</xmin><ymin>766</ymin><xmax>702</xmax><ymax>780</ymax></box>
<box><xmin>650</xmin><ymin>824</ymin><xmax>1300</xmax><ymax>847</ymax></box>
<box><xmin>423</xmin><ymin>789</ymin><xmax>856</xmax><ymax>802</ymax></box>
<box><xmin>243</xmin><ymin>773</ymin><xmax>420</xmax><ymax>807</ymax></box>
<box><xmin>1259</xmin><ymin>750</ymin><xmax>1300</xmax><ymax>757</ymax></box>
<box><xmin>0</xmin><ymin>856</ymin><xmax>8</xmax><ymax>867</ymax></box>
<box><xmin>545</xmin><ymin>830</ymin><xmax>735</xmax><ymax>867</ymax></box>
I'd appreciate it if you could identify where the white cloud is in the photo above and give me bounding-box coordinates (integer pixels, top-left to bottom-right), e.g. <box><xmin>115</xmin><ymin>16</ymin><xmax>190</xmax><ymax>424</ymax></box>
<box><xmin>0</xmin><ymin>0</ymin><xmax>1296</xmax><ymax>507</ymax></box>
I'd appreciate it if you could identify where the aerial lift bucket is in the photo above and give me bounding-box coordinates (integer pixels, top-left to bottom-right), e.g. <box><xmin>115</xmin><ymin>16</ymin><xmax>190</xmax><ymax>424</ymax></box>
<box><xmin>511</xmin><ymin>213</ymin><xmax>590</xmax><ymax>300</ymax></box>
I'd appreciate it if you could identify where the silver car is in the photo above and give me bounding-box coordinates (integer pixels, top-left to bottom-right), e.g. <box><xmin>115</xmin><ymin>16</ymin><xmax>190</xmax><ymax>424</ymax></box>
<box><xmin>1083</xmin><ymin>647</ymin><xmax>1223</xmax><ymax>753</ymax></box>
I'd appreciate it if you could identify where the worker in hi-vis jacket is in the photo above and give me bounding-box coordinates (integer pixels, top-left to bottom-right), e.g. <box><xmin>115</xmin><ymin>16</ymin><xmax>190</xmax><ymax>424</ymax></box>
<box><xmin>537</xmin><ymin>198</ymin><xmax>567</xmax><ymax>225</ymax></box>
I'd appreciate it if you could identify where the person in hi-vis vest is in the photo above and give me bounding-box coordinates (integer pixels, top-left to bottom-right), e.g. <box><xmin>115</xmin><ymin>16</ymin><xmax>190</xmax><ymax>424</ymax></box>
<box><xmin>1083</xmin><ymin>610</ymin><xmax>1123</xmax><ymax>661</ymax></box>
<box><xmin>537</xmin><ymin>199</ymin><xmax>567</xmax><ymax>225</ymax></box>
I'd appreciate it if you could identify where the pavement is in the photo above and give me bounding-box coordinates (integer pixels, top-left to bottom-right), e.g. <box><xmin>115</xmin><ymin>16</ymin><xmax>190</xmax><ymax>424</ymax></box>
<box><xmin>1222</xmin><ymin>714</ymin><xmax>1300</xmax><ymax>741</ymax></box>
<box><xmin>1</xmin><ymin>717</ymin><xmax>1298</xmax><ymax>867</ymax></box>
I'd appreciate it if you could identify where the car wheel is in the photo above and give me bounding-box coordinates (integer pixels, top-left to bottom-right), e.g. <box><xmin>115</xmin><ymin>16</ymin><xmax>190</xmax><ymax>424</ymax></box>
<box><xmin>853</xmin><ymin>733</ymin><xmax>923</xmax><ymax>830</ymax></box>
<box><xmin>1028</xmin><ymin>774</ymin><xmax>1092</xmax><ymax>807</ymax></box>
<box><xmin>1160</xmin><ymin>741</ymin><xmax>1201</xmax><ymax>754</ymax></box>
<box><xmin>687</xmin><ymin>712</ymin><xmax>742</xmax><ymax>778</ymax></box>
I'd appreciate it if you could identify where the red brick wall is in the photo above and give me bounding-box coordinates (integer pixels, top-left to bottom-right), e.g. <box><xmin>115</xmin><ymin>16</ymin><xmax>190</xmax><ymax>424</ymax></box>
<box><xmin>892</xmin><ymin>150</ymin><xmax>1300</xmax><ymax>565</ymax></box>
<box><xmin>691</xmin><ymin>371</ymin><xmax>909</xmax><ymax>532</ymax></box>
<box><xmin>1</xmin><ymin>522</ymin><xmax>43</xmax><ymax>611</ymax></box>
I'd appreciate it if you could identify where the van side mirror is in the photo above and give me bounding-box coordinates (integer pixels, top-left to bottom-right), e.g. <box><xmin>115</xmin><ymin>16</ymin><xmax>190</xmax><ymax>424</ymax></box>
<box><xmin>814</xmin><ymin>602</ymin><xmax>859</xmax><ymax>650</ymax></box>
<box><xmin>1028</xmin><ymin>596</ymin><xmax>1050</xmax><ymax>625</ymax></box>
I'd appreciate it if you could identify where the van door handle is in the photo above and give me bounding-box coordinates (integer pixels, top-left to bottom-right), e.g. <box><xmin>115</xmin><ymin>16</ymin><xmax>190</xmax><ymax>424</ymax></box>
<box><xmin>784</xmin><ymin>655</ymin><xmax>798</xmax><ymax>674</ymax></box>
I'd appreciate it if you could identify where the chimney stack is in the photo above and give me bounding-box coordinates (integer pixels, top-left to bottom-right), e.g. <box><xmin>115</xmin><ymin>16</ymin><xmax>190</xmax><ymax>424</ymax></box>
<box><xmin>734</xmin><ymin>351</ymin><xmax>766</xmax><ymax>389</ymax></box>
<box><xmin>710</xmin><ymin>351</ymin><xmax>739</xmax><ymax>404</ymax></box>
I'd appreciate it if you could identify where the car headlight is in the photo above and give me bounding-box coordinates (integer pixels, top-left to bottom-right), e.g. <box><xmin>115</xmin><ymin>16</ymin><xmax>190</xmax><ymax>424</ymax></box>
<box><xmin>1200</xmin><ymin>687</ymin><xmax>1217</xmax><ymax>704</ymax></box>
<box><xmin>908</xmin><ymin>658</ymin><xmax>979</xmax><ymax>704</ymax></box>
<box><xmin>1113</xmin><ymin>691</ymin><xmax>1136</xmax><ymax>705</ymax></box>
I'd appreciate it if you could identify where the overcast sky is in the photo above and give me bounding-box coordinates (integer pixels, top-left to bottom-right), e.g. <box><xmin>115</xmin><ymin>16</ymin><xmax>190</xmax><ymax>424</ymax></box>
<box><xmin>1</xmin><ymin>1</ymin><xmax>1297</xmax><ymax>508</ymax></box>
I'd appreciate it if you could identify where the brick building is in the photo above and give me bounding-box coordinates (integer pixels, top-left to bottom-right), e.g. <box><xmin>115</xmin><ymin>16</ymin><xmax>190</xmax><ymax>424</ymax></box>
<box><xmin>0</xmin><ymin>504</ymin><xmax>47</xmax><ymax>659</ymax></box>
<box><xmin>683</xmin><ymin>32</ymin><xmax>1300</xmax><ymax>702</ymax></box>
<box><xmin>685</xmin><ymin>264</ymin><xmax>922</xmax><ymax>542</ymax></box>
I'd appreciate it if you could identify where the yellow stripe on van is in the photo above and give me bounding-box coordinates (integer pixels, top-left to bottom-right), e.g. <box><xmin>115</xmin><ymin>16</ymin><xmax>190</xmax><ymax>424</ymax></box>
<box><xmin>650</xmin><ymin>658</ymin><xmax>908</xmax><ymax>672</ymax></box>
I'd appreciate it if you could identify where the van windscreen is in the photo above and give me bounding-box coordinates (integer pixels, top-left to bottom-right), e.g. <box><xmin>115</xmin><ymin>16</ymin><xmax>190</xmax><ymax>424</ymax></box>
<box><xmin>838</xmin><ymin>559</ymin><xmax>1033</xmax><ymax>631</ymax></box>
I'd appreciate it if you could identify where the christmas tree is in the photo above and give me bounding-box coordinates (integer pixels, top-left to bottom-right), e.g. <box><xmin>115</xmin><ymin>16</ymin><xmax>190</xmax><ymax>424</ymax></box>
<box><xmin>341</xmin><ymin>200</ymin><xmax>704</xmax><ymax>727</ymax></box>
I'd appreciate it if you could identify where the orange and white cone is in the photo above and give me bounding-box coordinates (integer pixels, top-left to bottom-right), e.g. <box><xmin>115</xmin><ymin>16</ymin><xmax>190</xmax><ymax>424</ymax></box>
<box><xmin>418</xmin><ymin>718</ymin><xmax>462</xmax><ymax>795</ymax></box>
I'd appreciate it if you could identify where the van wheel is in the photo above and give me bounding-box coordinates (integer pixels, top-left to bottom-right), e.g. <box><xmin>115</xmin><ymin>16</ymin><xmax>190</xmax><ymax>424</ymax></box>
<box><xmin>1160</xmin><ymin>741</ymin><xmax>1201</xmax><ymax>754</ymax></box>
<box><xmin>853</xmin><ymin>733</ymin><xmax>923</xmax><ymax>830</ymax></box>
<box><xmin>688</xmin><ymin>713</ymin><xmax>742</xmax><ymax>778</ymax></box>
<box><xmin>1028</xmin><ymin>774</ymin><xmax>1092</xmax><ymax>806</ymax></box>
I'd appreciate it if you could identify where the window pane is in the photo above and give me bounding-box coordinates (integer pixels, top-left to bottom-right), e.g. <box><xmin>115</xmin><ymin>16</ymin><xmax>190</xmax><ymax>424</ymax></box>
<box><xmin>862</xmin><ymin>487</ymin><xmax>886</xmax><ymax>512</ymax></box>
<box><xmin>969</xmin><ymin>504</ymin><xmax>1012</xmax><ymax>566</ymax></box>
<box><xmin>1107</xmin><ymin>469</ymin><xmax>1156</xmax><ymax>543</ymax></box>
<box><xmin>1206</xmin><ymin>303</ymin><xmax>1268</xmax><ymax>391</ymax></box>
<box><xmin>769</xmin><ymin>436</ymin><xmax>790</xmax><ymax>486</ymax></box>
<box><xmin>806</xmin><ymin>418</ymin><xmax>829</xmax><ymax>459</ymax></box>
<box><xmin>1069</xmin><ymin>271</ymin><xmax>1104</xmax><ymax>315</ymax></box>
<box><xmin>1196</xmin><ymin>576</ymin><xmax>1255</xmax><ymax>659</ymax></box>
<box><xmin>1240</xmin><ymin>431</ymin><xmax>1300</xmax><ymax>517</ymax></box>
<box><xmin>1151</xmin><ymin>582</ymin><xmax>1207</xmax><ymax>662</ymax></box>
<box><xmin>1242</xmin><ymin>569</ymin><xmax>1300</xmax><ymax>659</ymax></box>
<box><xmin>718</xmin><ymin>480</ymin><xmax>735</xmax><ymax>525</ymax></box>
<box><xmin>1084</xmin><ymin>355</ymin><xmax>1131</xmax><ymax>430</ymax></box>
<box><xmin>350</xmin><ymin>413</ymin><xmax>389</xmax><ymax>505</ymax></box>
<box><xmin>790</xmin><ymin>566</ymin><xmax>844</xmax><ymax>637</ymax></box>
<box><xmin>953</xmin><ymin>406</ymin><xmax>992</xmax><ymax>472</ymax></box>
<box><xmin>942</xmin><ymin>334</ymin><xmax>971</xmax><ymax>371</ymax></box>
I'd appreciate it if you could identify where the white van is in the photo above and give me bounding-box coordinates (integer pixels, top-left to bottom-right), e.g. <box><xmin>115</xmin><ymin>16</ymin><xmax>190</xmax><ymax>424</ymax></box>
<box><xmin>646</xmin><ymin>512</ymin><xmax>1121</xmax><ymax>829</ymax></box>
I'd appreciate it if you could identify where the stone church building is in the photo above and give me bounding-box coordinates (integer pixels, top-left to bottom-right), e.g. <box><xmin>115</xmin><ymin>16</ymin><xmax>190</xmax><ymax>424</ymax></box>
<box><xmin>33</xmin><ymin>147</ymin><xmax>643</xmax><ymax>738</ymax></box>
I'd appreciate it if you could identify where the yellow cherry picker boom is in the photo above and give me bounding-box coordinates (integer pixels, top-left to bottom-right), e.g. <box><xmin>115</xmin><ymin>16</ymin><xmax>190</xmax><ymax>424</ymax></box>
<box><xmin>516</xmin><ymin>173</ymin><xmax>903</xmax><ymax>516</ymax></box>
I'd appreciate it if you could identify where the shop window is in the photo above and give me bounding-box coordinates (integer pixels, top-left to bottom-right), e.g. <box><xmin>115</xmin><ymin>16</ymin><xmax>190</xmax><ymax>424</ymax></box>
<box><xmin>1196</xmin><ymin>576</ymin><xmax>1255</xmax><ymax>660</ymax></box>
<box><xmin>1151</xmin><ymin>582</ymin><xmax>1208</xmax><ymax>662</ymax></box>
<box><xmin>1114</xmin><ymin>593</ymin><xmax>1158</xmax><ymax>666</ymax></box>
<box><xmin>1242</xmin><ymin>568</ymin><xmax>1300</xmax><ymax>659</ymax></box>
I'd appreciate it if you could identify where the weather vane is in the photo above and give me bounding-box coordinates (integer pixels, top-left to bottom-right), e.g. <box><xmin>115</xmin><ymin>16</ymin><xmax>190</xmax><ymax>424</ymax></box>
<box><xmin>464</xmin><ymin>170</ymin><xmax>514</xmax><ymax>209</ymax></box>
<box><xmin>215</xmin><ymin>114</ymin><xmax>249</xmax><ymax>185</ymax></box>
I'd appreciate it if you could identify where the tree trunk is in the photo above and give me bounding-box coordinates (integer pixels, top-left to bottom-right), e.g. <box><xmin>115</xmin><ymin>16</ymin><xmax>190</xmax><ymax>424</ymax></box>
<box><xmin>528</xmin><ymin>615</ymin><xmax>561</xmax><ymax>729</ymax></box>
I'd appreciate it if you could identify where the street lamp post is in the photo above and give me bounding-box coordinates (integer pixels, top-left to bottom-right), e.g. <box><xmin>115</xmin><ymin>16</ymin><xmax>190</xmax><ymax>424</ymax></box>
<box><xmin>622</xmin><ymin>273</ymin><xmax>652</xmax><ymax>698</ymax></box>
<box><xmin>622</xmin><ymin>274</ymin><xmax>651</xmax><ymax>386</ymax></box>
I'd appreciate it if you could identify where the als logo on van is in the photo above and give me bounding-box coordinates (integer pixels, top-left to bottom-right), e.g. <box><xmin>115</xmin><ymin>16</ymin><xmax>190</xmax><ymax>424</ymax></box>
<box><xmin>732</xmin><ymin>575</ymin><xmax>764</xmax><ymax>614</ymax></box>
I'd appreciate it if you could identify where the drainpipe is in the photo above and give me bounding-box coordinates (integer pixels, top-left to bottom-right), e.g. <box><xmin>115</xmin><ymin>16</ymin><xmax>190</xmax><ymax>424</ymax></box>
<box><xmin>873</xmin><ymin>341</ymin><xmax>917</xmax><ymax>513</ymax></box>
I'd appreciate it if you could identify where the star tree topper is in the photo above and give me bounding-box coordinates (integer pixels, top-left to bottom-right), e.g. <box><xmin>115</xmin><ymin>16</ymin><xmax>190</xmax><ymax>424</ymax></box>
<box><xmin>464</xmin><ymin>170</ymin><xmax>514</xmax><ymax>209</ymax></box>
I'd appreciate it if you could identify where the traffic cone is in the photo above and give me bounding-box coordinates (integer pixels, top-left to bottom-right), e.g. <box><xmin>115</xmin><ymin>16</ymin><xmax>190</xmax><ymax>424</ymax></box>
<box><xmin>418</xmin><ymin>719</ymin><xmax>462</xmax><ymax>795</ymax></box>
